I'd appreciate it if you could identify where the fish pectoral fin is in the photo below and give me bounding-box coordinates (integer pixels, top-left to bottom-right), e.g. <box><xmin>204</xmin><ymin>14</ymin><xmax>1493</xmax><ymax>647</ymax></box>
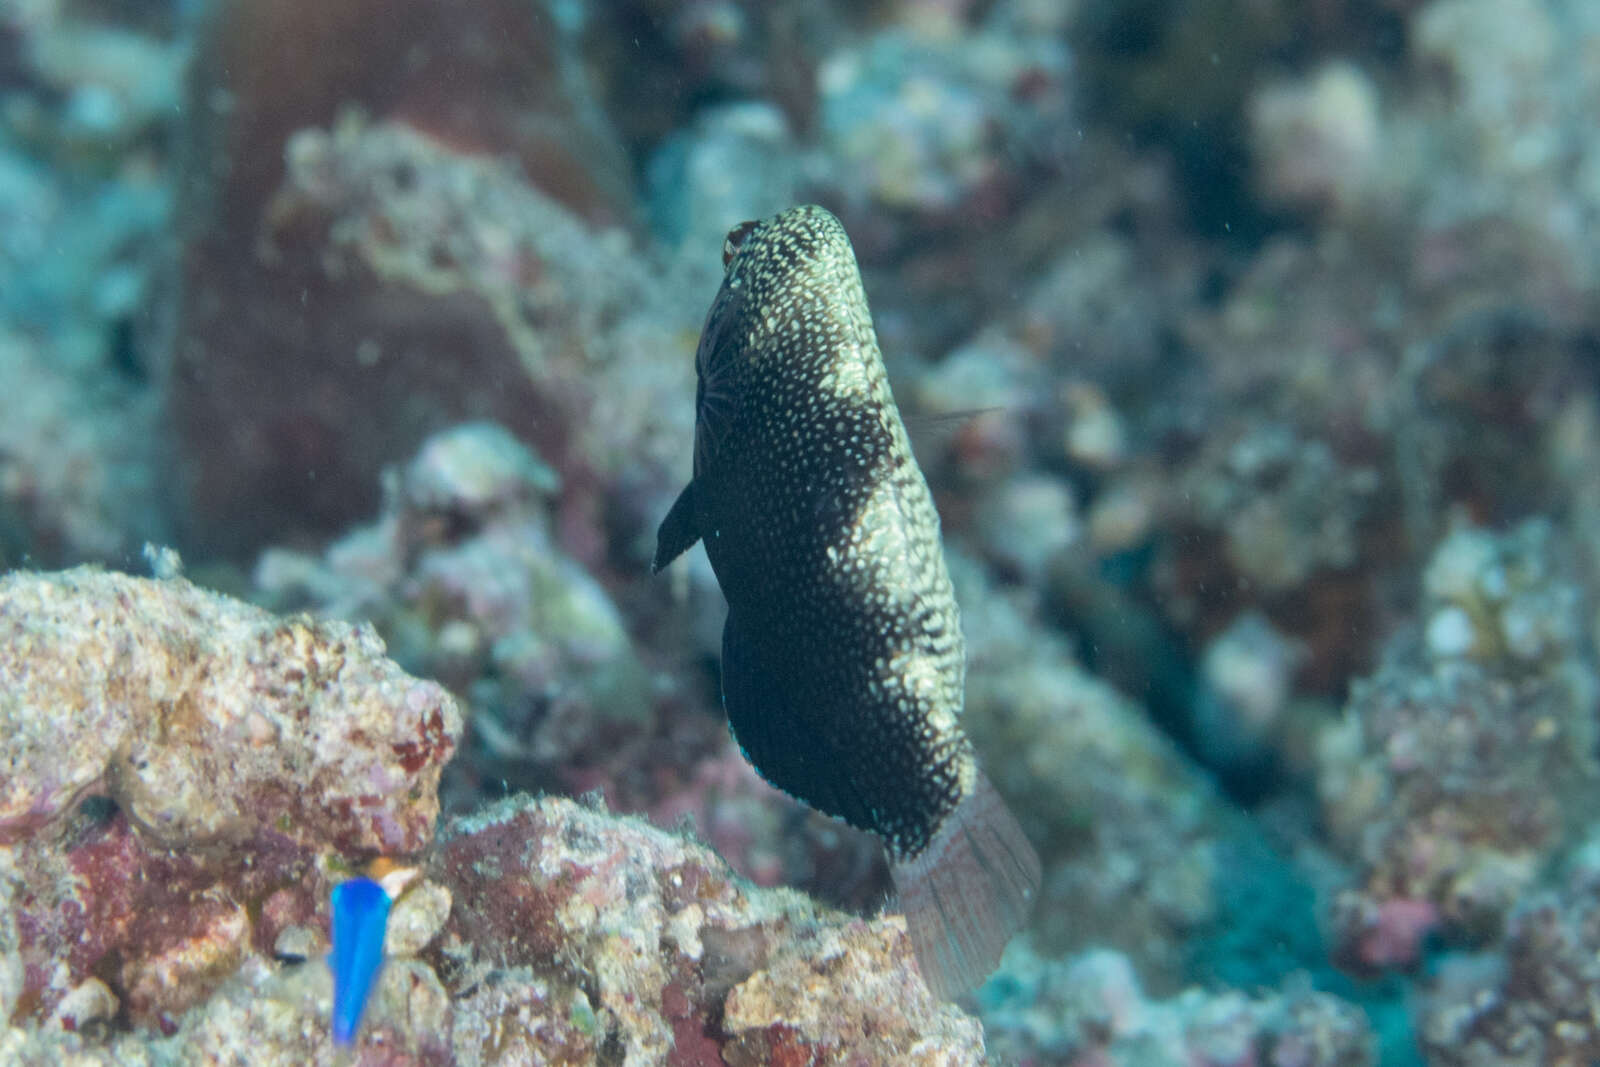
<box><xmin>722</xmin><ymin>613</ymin><xmax>873</xmax><ymax>831</ymax></box>
<box><xmin>652</xmin><ymin>480</ymin><xmax>701</xmax><ymax>573</ymax></box>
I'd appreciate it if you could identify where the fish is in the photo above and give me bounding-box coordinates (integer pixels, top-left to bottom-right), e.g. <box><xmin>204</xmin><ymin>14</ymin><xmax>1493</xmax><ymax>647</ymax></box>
<box><xmin>653</xmin><ymin>204</ymin><xmax>1041</xmax><ymax>998</ymax></box>
<box><xmin>328</xmin><ymin>863</ymin><xmax>417</xmax><ymax>1045</ymax></box>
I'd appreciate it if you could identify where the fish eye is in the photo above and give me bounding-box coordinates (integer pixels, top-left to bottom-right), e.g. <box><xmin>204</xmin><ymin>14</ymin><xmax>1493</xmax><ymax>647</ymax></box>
<box><xmin>722</xmin><ymin>220</ymin><xmax>760</xmax><ymax>267</ymax></box>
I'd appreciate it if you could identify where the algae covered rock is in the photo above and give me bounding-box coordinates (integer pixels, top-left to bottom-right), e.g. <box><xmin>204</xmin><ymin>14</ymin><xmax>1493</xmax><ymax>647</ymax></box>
<box><xmin>429</xmin><ymin>795</ymin><xmax>986</xmax><ymax>1066</ymax></box>
<box><xmin>256</xmin><ymin>421</ymin><xmax>651</xmax><ymax>801</ymax></box>
<box><xmin>0</xmin><ymin>565</ymin><xmax>986</xmax><ymax>1064</ymax></box>
<box><xmin>3</xmin><ymin>790</ymin><xmax>990</xmax><ymax>1064</ymax></box>
<box><xmin>0</xmin><ymin>565</ymin><xmax>460</xmax><ymax>851</ymax></box>
<box><xmin>0</xmin><ymin>565</ymin><xmax>461</xmax><ymax>1031</ymax></box>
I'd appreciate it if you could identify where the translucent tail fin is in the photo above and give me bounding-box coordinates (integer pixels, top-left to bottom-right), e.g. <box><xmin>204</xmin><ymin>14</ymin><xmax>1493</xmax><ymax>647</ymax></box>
<box><xmin>890</xmin><ymin>771</ymin><xmax>1041</xmax><ymax>999</ymax></box>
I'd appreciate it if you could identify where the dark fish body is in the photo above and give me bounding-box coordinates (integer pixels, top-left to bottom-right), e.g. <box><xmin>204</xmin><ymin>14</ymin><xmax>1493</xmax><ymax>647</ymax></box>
<box><xmin>655</xmin><ymin>205</ymin><xmax>1039</xmax><ymax>997</ymax></box>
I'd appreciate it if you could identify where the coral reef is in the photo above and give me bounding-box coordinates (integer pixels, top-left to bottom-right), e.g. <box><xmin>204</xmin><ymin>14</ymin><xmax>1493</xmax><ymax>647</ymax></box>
<box><xmin>256</xmin><ymin>420</ymin><xmax>888</xmax><ymax>906</ymax></box>
<box><xmin>949</xmin><ymin>550</ymin><xmax>1228</xmax><ymax>989</ymax></box>
<box><xmin>256</xmin><ymin>421</ymin><xmax>652</xmax><ymax>804</ymax></box>
<box><xmin>1400</xmin><ymin>0</ymin><xmax>1600</xmax><ymax>302</ymax></box>
<box><xmin>646</xmin><ymin>101</ymin><xmax>803</xmax><ymax>275</ymax></box>
<box><xmin>0</xmin><ymin>2</ymin><xmax>178</xmax><ymax>566</ymax></box>
<box><xmin>0</xmin><ymin>565</ymin><xmax>459</xmax><ymax>1030</ymax></box>
<box><xmin>1249</xmin><ymin>61</ymin><xmax>1382</xmax><ymax>217</ymax></box>
<box><xmin>982</xmin><ymin>944</ymin><xmax>1376</xmax><ymax>1066</ymax></box>
<box><xmin>0</xmin><ymin>566</ymin><xmax>459</xmax><ymax>851</ymax></box>
<box><xmin>1418</xmin><ymin>839</ymin><xmax>1600</xmax><ymax>1066</ymax></box>
<box><xmin>1317</xmin><ymin>520</ymin><xmax>1599</xmax><ymax>972</ymax></box>
<box><xmin>1178</xmin><ymin>421</ymin><xmax>1381</xmax><ymax>600</ymax></box>
<box><xmin>171</xmin><ymin>103</ymin><xmax>692</xmax><ymax>556</ymax></box>
<box><xmin>435</xmin><ymin>796</ymin><xmax>984</xmax><ymax>1066</ymax></box>
<box><xmin>812</xmin><ymin>8</ymin><xmax>1073</xmax><ymax>223</ymax></box>
<box><xmin>6</xmin><ymin>0</ymin><xmax>1600</xmax><ymax>1060</ymax></box>
<box><xmin>0</xmin><ymin>330</ymin><xmax>163</xmax><ymax>566</ymax></box>
<box><xmin>3</xmin><ymin>793</ymin><xmax>989</xmax><ymax>1064</ymax></box>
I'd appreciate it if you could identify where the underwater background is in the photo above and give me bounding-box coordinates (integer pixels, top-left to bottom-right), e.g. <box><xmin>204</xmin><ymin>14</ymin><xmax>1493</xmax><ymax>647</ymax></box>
<box><xmin>2</xmin><ymin>0</ymin><xmax>1598</xmax><ymax>1063</ymax></box>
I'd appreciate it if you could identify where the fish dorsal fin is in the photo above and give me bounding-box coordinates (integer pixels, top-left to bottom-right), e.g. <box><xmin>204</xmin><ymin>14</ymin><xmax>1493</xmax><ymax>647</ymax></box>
<box><xmin>652</xmin><ymin>480</ymin><xmax>700</xmax><ymax>573</ymax></box>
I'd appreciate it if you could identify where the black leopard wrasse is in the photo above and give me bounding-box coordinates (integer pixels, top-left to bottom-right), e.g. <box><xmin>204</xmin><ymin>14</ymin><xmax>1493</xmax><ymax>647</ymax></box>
<box><xmin>653</xmin><ymin>204</ymin><xmax>1040</xmax><ymax>998</ymax></box>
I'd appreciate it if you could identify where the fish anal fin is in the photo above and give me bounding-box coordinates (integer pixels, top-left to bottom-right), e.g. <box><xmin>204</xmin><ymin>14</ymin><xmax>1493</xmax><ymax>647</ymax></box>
<box><xmin>721</xmin><ymin>613</ymin><xmax>873</xmax><ymax>831</ymax></box>
<box><xmin>653</xmin><ymin>480</ymin><xmax>701</xmax><ymax>573</ymax></box>
<box><xmin>890</xmin><ymin>771</ymin><xmax>1041</xmax><ymax>1000</ymax></box>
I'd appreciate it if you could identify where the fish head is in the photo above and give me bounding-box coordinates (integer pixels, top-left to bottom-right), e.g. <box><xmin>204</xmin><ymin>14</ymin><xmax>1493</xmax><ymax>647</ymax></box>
<box><xmin>722</xmin><ymin>218</ymin><xmax>760</xmax><ymax>266</ymax></box>
<box><xmin>692</xmin><ymin>206</ymin><xmax>864</xmax><ymax>479</ymax></box>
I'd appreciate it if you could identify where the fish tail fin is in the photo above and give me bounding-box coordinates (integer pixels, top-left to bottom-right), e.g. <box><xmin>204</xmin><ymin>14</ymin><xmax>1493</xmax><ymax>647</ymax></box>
<box><xmin>889</xmin><ymin>771</ymin><xmax>1041</xmax><ymax>999</ymax></box>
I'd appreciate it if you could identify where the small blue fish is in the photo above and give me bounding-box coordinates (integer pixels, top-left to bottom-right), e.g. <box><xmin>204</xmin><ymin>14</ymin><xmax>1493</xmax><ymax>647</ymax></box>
<box><xmin>329</xmin><ymin>876</ymin><xmax>392</xmax><ymax>1045</ymax></box>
